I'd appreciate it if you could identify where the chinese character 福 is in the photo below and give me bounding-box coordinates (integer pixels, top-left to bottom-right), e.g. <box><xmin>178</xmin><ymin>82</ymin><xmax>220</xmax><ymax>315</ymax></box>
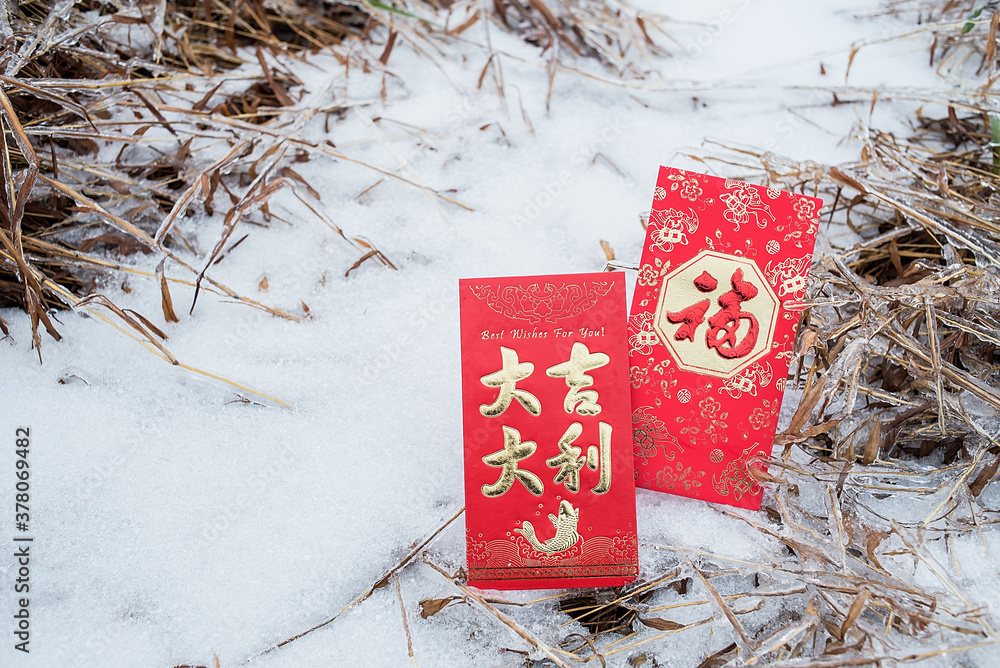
<box><xmin>665</xmin><ymin>268</ymin><xmax>760</xmax><ymax>360</ymax></box>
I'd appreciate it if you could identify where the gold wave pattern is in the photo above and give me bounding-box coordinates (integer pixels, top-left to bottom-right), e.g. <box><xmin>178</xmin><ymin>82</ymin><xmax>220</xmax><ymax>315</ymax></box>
<box><xmin>468</xmin><ymin>533</ymin><xmax>638</xmax><ymax>582</ymax></box>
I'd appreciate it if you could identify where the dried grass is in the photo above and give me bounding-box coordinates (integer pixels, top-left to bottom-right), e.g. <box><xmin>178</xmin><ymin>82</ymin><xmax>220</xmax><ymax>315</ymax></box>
<box><xmin>0</xmin><ymin>0</ymin><xmax>664</xmax><ymax>401</ymax></box>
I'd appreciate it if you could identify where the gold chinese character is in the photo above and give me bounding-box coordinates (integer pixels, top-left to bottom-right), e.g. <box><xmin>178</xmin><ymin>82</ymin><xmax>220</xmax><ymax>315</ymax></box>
<box><xmin>482</xmin><ymin>426</ymin><xmax>544</xmax><ymax>497</ymax></box>
<box><xmin>480</xmin><ymin>347</ymin><xmax>541</xmax><ymax>417</ymax></box>
<box><xmin>546</xmin><ymin>342</ymin><xmax>609</xmax><ymax>416</ymax></box>
<box><xmin>545</xmin><ymin>422</ymin><xmax>613</xmax><ymax>494</ymax></box>
<box><xmin>546</xmin><ymin>423</ymin><xmax>586</xmax><ymax>493</ymax></box>
<box><xmin>587</xmin><ymin>422</ymin><xmax>612</xmax><ymax>495</ymax></box>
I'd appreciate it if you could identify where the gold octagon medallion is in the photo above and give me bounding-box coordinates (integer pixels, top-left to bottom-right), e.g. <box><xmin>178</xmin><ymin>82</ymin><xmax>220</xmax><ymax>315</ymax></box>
<box><xmin>652</xmin><ymin>250</ymin><xmax>779</xmax><ymax>379</ymax></box>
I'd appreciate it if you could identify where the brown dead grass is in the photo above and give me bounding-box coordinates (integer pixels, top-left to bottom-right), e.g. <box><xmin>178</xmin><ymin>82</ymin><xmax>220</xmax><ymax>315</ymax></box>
<box><xmin>0</xmin><ymin>0</ymin><xmax>663</xmax><ymax>403</ymax></box>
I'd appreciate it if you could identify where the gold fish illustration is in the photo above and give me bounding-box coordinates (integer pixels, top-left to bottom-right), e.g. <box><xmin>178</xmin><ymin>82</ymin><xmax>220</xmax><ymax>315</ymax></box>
<box><xmin>517</xmin><ymin>500</ymin><xmax>581</xmax><ymax>555</ymax></box>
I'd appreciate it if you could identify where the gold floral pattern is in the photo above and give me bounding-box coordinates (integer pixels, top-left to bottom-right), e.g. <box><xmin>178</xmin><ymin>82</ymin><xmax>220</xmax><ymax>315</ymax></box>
<box><xmin>792</xmin><ymin>196</ymin><xmax>817</xmax><ymax>222</ymax></box>
<box><xmin>468</xmin><ymin>280</ymin><xmax>614</xmax><ymax>324</ymax></box>
<box><xmin>629</xmin><ymin>363</ymin><xmax>650</xmax><ymax>389</ymax></box>
<box><xmin>749</xmin><ymin>399</ymin><xmax>779</xmax><ymax>431</ymax></box>
<box><xmin>665</xmin><ymin>170</ymin><xmax>707</xmax><ymax>204</ymax></box>
<box><xmin>680</xmin><ymin>180</ymin><xmax>703</xmax><ymax>201</ymax></box>
<box><xmin>676</xmin><ymin>386</ymin><xmax>729</xmax><ymax>447</ymax></box>
<box><xmin>637</xmin><ymin>263</ymin><xmax>660</xmax><ymax>286</ymax></box>
<box><xmin>776</xmin><ymin>194</ymin><xmax>821</xmax><ymax>248</ymax></box>
<box><xmin>652</xmin><ymin>462</ymin><xmax>705</xmax><ymax>491</ymax></box>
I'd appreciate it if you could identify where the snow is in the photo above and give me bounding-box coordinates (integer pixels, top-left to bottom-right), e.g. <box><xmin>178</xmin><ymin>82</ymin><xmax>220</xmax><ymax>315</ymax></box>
<box><xmin>1</xmin><ymin>1</ymin><xmax>995</xmax><ymax>666</ymax></box>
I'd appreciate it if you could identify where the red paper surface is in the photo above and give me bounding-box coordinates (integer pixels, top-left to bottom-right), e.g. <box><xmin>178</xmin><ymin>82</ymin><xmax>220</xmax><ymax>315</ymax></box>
<box><xmin>460</xmin><ymin>273</ymin><xmax>638</xmax><ymax>590</ymax></box>
<box><xmin>629</xmin><ymin>167</ymin><xmax>821</xmax><ymax>510</ymax></box>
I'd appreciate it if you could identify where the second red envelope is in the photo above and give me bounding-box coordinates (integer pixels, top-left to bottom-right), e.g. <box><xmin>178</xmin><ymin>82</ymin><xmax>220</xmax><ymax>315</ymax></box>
<box><xmin>629</xmin><ymin>167</ymin><xmax>821</xmax><ymax>510</ymax></box>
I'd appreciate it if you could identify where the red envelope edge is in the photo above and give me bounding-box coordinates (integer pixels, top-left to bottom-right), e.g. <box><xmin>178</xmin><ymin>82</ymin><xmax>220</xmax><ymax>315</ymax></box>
<box><xmin>629</xmin><ymin>167</ymin><xmax>821</xmax><ymax>511</ymax></box>
<box><xmin>460</xmin><ymin>273</ymin><xmax>638</xmax><ymax>590</ymax></box>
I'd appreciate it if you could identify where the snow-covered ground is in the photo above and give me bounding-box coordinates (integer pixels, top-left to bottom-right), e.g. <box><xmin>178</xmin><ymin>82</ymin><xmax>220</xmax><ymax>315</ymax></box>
<box><xmin>2</xmin><ymin>1</ymin><xmax>994</xmax><ymax>666</ymax></box>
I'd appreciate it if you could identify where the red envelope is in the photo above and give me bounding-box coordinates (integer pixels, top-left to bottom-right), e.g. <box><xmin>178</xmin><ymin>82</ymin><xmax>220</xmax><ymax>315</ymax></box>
<box><xmin>460</xmin><ymin>273</ymin><xmax>638</xmax><ymax>590</ymax></box>
<box><xmin>629</xmin><ymin>167</ymin><xmax>821</xmax><ymax>510</ymax></box>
